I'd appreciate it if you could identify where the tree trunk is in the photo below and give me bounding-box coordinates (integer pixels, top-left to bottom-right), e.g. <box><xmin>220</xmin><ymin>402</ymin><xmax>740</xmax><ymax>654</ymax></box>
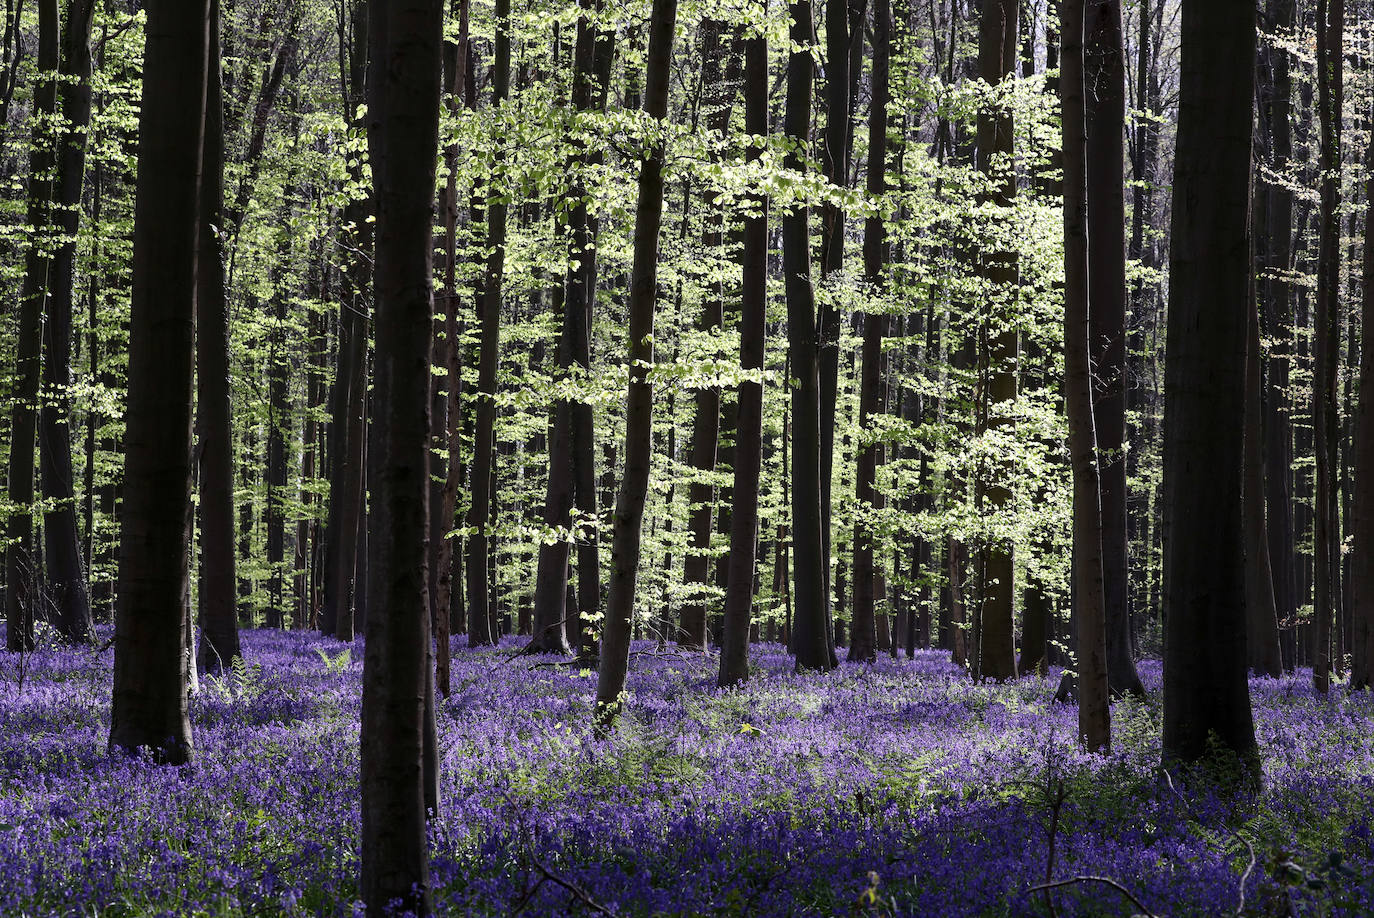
<box><xmin>1061</xmin><ymin>0</ymin><xmax>1109</xmax><ymax>753</ymax></box>
<box><xmin>358</xmin><ymin>0</ymin><xmax>444</xmax><ymax>909</ymax></box>
<box><xmin>1160</xmin><ymin>0</ymin><xmax>1258</xmax><ymax>771</ymax></box>
<box><xmin>1350</xmin><ymin>130</ymin><xmax>1374</xmax><ymax>688</ymax></box>
<box><xmin>108</xmin><ymin>0</ymin><xmax>210</xmax><ymax>765</ymax></box>
<box><xmin>782</xmin><ymin>0</ymin><xmax>834</xmax><ymax>674</ymax></box>
<box><xmin>1245</xmin><ymin>259</ymin><xmax>1283</xmax><ymax>677</ymax></box>
<box><xmin>849</xmin><ymin>0</ymin><xmax>889</xmax><ymax>665</ymax></box>
<box><xmin>973</xmin><ymin>0</ymin><xmax>1018</xmax><ymax>683</ymax></box>
<box><xmin>594</xmin><ymin>0</ymin><xmax>678</xmax><ymax>728</ymax></box>
<box><xmin>465</xmin><ymin>0</ymin><xmax>510</xmax><ymax>648</ymax></box>
<box><xmin>197</xmin><ymin>0</ymin><xmax>242</xmax><ymax>671</ymax></box>
<box><xmin>719</xmin><ymin>13</ymin><xmax>767</xmax><ymax>687</ymax></box>
<box><xmin>1311</xmin><ymin>0</ymin><xmax>1342</xmax><ymax>694</ymax></box>
<box><xmin>1084</xmin><ymin>0</ymin><xmax>1141</xmax><ymax>696</ymax></box>
<box><xmin>4</xmin><ymin>0</ymin><xmax>57</xmax><ymax>652</ymax></box>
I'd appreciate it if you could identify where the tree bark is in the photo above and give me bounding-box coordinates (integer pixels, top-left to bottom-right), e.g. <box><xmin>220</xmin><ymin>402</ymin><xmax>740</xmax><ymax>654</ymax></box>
<box><xmin>196</xmin><ymin>0</ymin><xmax>242</xmax><ymax>671</ymax></box>
<box><xmin>1311</xmin><ymin>0</ymin><xmax>1342</xmax><ymax>694</ymax></box>
<box><xmin>1085</xmin><ymin>0</ymin><xmax>1141</xmax><ymax>696</ymax></box>
<box><xmin>1061</xmin><ymin>0</ymin><xmax>1109</xmax><ymax>753</ymax></box>
<box><xmin>465</xmin><ymin>0</ymin><xmax>511</xmax><ymax>648</ymax></box>
<box><xmin>1350</xmin><ymin>130</ymin><xmax>1374</xmax><ymax>689</ymax></box>
<box><xmin>358</xmin><ymin>0</ymin><xmax>444</xmax><ymax>909</ymax></box>
<box><xmin>719</xmin><ymin>11</ymin><xmax>767</xmax><ymax>687</ymax></box>
<box><xmin>108</xmin><ymin>0</ymin><xmax>210</xmax><ymax>765</ymax></box>
<box><xmin>849</xmin><ymin>0</ymin><xmax>890</xmax><ymax>665</ymax></box>
<box><xmin>1160</xmin><ymin>0</ymin><xmax>1258</xmax><ymax>771</ymax></box>
<box><xmin>1245</xmin><ymin>259</ymin><xmax>1283</xmax><ymax>677</ymax></box>
<box><xmin>594</xmin><ymin>0</ymin><xmax>678</xmax><ymax>728</ymax></box>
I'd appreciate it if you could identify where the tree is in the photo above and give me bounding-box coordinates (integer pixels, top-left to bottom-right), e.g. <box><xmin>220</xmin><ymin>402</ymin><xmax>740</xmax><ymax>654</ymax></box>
<box><xmin>1350</xmin><ymin>130</ymin><xmax>1374</xmax><ymax>689</ymax></box>
<box><xmin>849</xmin><ymin>0</ymin><xmax>890</xmax><ymax>665</ymax></box>
<box><xmin>358</xmin><ymin>0</ymin><xmax>445</xmax><ymax>909</ymax></box>
<box><xmin>1311</xmin><ymin>0</ymin><xmax>1342</xmax><ymax>694</ymax></box>
<box><xmin>465</xmin><ymin>0</ymin><xmax>511</xmax><ymax>648</ymax></box>
<box><xmin>1085</xmin><ymin>0</ymin><xmax>1141</xmax><ymax>697</ymax></box>
<box><xmin>972</xmin><ymin>0</ymin><xmax>1018</xmax><ymax>683</ymax></box>
<box><xmin>4</xmin><ymin>0</ymin><xmax>58</xmax><ymax>653</ymax></box>
<box><xmin>1160</xmin><ymin>0</ymin><xmax>1257</xmax><ymax>770</ymax></box>
<box><xmin>197</xmin><ymin>0</ymin><xmax>242</xmax><ymax>672</ymax></box>
<box><xmin>594</xmin><ymin>0</ymin><xmax>679</xmax><ymax>728</ymax></box>
<box><xmin>719</xmin><ymin>6</ymin><xmax>767</xmax><ymax>687</ymax></box>
<box><xmin>108</xmin><ymin>0</ymin><xmax>211</xmax><ymax>765</ymax></box>
<box><xmin>784</xmin><ymin>0</ymin><xmax>834</xmax><ymax>673</ymax></box>
<box><xmin>1061</xmin><ymin>0</ymin><xmax>1109</xmax><ymax>753</ymax></box>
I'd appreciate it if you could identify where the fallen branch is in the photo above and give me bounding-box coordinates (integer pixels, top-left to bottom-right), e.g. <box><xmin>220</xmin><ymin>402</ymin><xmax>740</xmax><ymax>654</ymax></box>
<box><xmin>1026</xmin><ymin>876</ymin><xmax>1159</xmax><ymax>918</ymax></box>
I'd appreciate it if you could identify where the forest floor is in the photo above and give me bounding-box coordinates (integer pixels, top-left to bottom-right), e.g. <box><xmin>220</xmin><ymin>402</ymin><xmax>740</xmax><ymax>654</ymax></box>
<box><xmin>0</xmin><ymin>630</ymin><xmax>1370</xmax><ymax>916</ymax></box>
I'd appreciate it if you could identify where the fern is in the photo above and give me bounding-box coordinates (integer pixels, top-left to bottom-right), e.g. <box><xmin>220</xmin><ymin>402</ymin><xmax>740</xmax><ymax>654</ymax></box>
<box><xmin>314</xmin><ymin>647</ymin><xmax>351</xmax><ymax>674</ymax></box>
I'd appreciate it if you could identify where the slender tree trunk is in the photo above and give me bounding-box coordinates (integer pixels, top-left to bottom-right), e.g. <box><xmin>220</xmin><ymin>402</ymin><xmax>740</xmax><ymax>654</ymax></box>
<box><xmin>465</xmin><ymin>0</ymin><xmax>510</xmax><ymax>648</ymax></box>
<box><xmin>783</xmin><ymin>0</ymin><xmax>834</xmax><ymax>673</ymax></box>
<box><xmin>197</xmin><ymin>0</ymin><xmax>241</xmax><ymax>671</ymax></box>
<box><xmin>1245</xmin><ymin>258</ymin><xmax>1283</xmax><ymax>677</ymax></box>
<box><xmin>1160</xmin><ymin>0</ymin><xmax>1258</xmax><ymax>771</ymax></box>
<box><xmin>719</xmin><ymin>12</ymin><xmax>767</xmax><ymax>687</ymax></box>
<box><xmin>1311</xmin><ymin>0</ymin><xmax>1342</xmax><ymax>694</ymax></box>
<box><xmin>108</xmin><ymin>0</ymin><xmax>210</xmax><ymax>765</ymax></box>
<box><xmin>594</xmin><ymin>0</ymin><xmax>678</xmax><ymax>728</ymax></box>
<box><xmin>849</xmin><ymin>0</ymin><xmax>890</xmax><ymax>665</ymax></box>
<box><xmin>1084</xmin><ymin>0</ymin><xmax>1141</xmax><ymax>696</ymax></box>
<box><xmin>4</xmin><ymin>0</ymin><xmax>57</xmax><ymax>652</ymax></box>
<box><xmin>1351</xmin><ymin>129</ymin><xmax>1374</xmax><ymax>689</ymax></box>
<box><xmin>358</xmin><ymin>0</ymin><xmax>444</xmax><ymax>909</ymax></box>
<box><xmin>972</xmin><ymin>0</ymin><xmax>1018</xmax><ymax>683</ymax></box>
<box><xmin>1061</xmin><ymin>0</ymin><xmax>1108</xmax><ymax>752</ymax></box>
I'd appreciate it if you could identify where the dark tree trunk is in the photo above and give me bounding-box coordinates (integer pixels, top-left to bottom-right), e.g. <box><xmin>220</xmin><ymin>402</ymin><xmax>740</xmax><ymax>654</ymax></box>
<box><xmin>849</xmin><ymin>0</ymin><xmax>890</xmax><ymax>665</ymax></box>
<box><xmin>594</xmin><ymin>0</ymin><xmax>678</xmax><ymax>728</ymax></box>
<box><xmin>4</xmin><ymin>0</ymin><xmax>57</xmax><ymax>652</ymax></box>
<box><xmin>35</xmin><ymin>0</ymin><xmax>97</xmax><ymax>644</ymax></box>
<box><xmin>108</xmin><ymin>0</ymin><xmax>210</xmax><ymax>765</ymax></box>
<box><xmin>1085</xmin><ymin>0</ymin><xmax>1141</xmax><ymax>696</ymax></box>
<box><xmin>358</xmin><ymin>0</ymin><xmax>444</xmax><ymax>910</ymax></box>
<box><xmin>528</xmin><ymin>0</ymin><xmax>612</xmax><ymax>655</ymax></box>
<box><xmin>1352</xmin><ymin>129</ymin><xmax>1374</xmax><ymax>688</ymax></box>
<box><xmin>197</xmin><ymin>0</ymin><xmax>242</xmax><ymax>672</ymax></box>
<box><xmin>1245</xmin><ymin>260</ymin><xmax>1283</xmax><ymax>677</ymax></box>
<box><xmin>322</xmin><ymin>0</ymin><xmax>370</xmax><ymax>644</ymax></box>
<box><xmin>719</xmin><ymin>13</ymin><xmax>767</xmax><ymax>687</ymax></box>
<box><xmin>973</xmin><ymin>0</ymin><xmax>1018</xmax><ymax>683</ymax></box>
<box><xmin>465</xmin><ymin>0</ymin><xmax>510</xmax><ymax>648</ymax></box>
<box><xmin>1160</xmin><ymin>0</ymin><xmax>1258</xmax><ymax>770</ymax></box>
<box><xmin>1259</xmin><ymin>0</ymin><xmax>1297</xmax><ymax>670</ymax></box>
<box><xmin>1061</xmin><ymin>0</ymin><xmax>1109</xmax><ymax>752</ymax></box>
<box><xmin>1311</xmin><ymin>0</ymin><xmax>1342</xmax><ymax>694</ymax></box>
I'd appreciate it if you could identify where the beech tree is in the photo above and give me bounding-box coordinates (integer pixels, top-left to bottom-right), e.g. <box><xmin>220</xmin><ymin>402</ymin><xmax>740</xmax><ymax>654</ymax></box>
<box><xmin>357</xmin><ymin>0</ymin><xmax>444</xmax><ymax>910</ymax></box>
<box><xmin>1160</xmin><ymin>0</ymin><xmax>1257</xmax><ymax>770</ymax></box>
<box><xmin>108</xmin><ymin>0</ymin><xmax>211</xmax><ymax>765</ymax></box>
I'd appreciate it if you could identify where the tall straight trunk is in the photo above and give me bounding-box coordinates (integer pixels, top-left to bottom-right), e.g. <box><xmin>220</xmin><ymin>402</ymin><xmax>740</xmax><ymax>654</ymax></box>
<box><xmin>433</xmin><ymin>4</ymin><xmax>467</xmax><ymax>694</ymax></box>
<box><xmin>197</xmin><ymin>0</ymin><xmax>241</xmax><ymax>671</ymax></box>
<box><xmin>1160</xmin><ymin>0</ymin><xmax>1258</xmax><ymax>770</ymax></box>
<box><xmin>1061</xmin><ymin>0</ymin><xmax>1108</xmax><ymax>752</ymax></box>
<box><xmin>33</xmin><ymin>0</ymin><xmax>97</xmax><ymax>643</ymax></box>
<box><xmin>358</xmin><ymin>0</ymin><xmax>444</xmax><ymax>910</ymax></box>
<box><xmin>1260</xmin><ymin>0</ymin><xmax>1297</xmax><ymax>669</ymax></box>
<box><xmin>322</xmin><ymin>0</ymin><xmax>370</xmax><ymax>643</ymax></box>
<box><xmin>1351</xmin><ymin>131</ymin><xmax>1374</xmax><ymax>689</ymax></box>
<box><xmin>1311</xmin><ymin>0</ymin><xmax>1342</xmax><ymax>694</ymax></box>
<box><xmin>815</xmin><ymin>0</ymin><xmax>861</xmax><ymax>659</ymax></box>
<box><xmin>594</xmin><ymin>0</ymin><xmax>678</xmax><ymax>727</ymax></box>
<box><xmin>972</xmin><ymin>0</ymin><xmax>1018</xmax><ymax>683</ymax></box>
<box><xmin>679</xmin><ymin>19</ymin><xmax>738</xmax><ymax>650</ymax></box>
<box><xmin>465</xmin><ymin>0</ymin><xmax>510</xmax><ymax>648</ymax></box>
<box><xmin>528</xmin><ymin>0</ymin><xmax>612</xmax><ymax>654</ymax></box>
<box><xmin>108</xmin><ymin>0</ymin><xmax>210</xmax><ymax>765</ymax></box>
<box><xmin>718</xmin><ymin>12</ymin><xmax>767</xmax><ymax>687</ymax></box>
<box><xmin>784</xmin><ymin>0</ymin><xmax>834</xmax><ymax>673</ymax></box>
<box><xmin>1084</xmin><ymin>0</ymin><xmax>1140</xmax><ymax>696</ymax></box>
<box><xmin>1245</xmin><ymin>259</ymin><xmax>1283</xmax><ymax>676</ymax></box>
<box><xmin>4</xmin><ymin>0</ymin><xmax>57</xmax><ymax>652</ymax></box>
<box><xmin>849</xmin><ymin>0</ymin><xmax>889</xmax><ymax>665</ymax></box>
